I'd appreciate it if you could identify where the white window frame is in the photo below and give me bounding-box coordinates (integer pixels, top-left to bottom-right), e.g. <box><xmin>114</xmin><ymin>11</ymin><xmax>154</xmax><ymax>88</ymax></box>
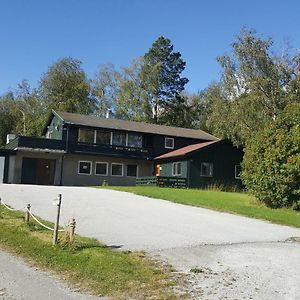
<box><xmin>111</xmin><ymin>163</ymin><xmax>124</xmax><ymax>177</ymax></box>
<box><xmin>78</xmin><ymin>161</ymin><xmax>92</xmax><ymax>175</ymax></box>
<box><xmin>165</xmin><ymin>137</ymin><xmax>174</xmax><ymax>149</ymax></box>
<box><xmin>172</xmin><ymin>162</ymin><xmax>182</xmax><ymax>176</ymax></box>
<box><xmin>200</xmin><ymin>162</ymin><xmax>213</xmax><ymax>177</ymax></box>
<box><xmin>95</xmin><ymin>162</ymin><xmax>108</xmax><ymax>176</ymax></box>
<box><xmin>235</xmin><ymin>165</ymin><xmax>241</xmax><ymax>179</ymax></box>
<box><xmin>126</xmin><ymin>164</ymin><xmax>139</xmax><ymax>177</ymax></box>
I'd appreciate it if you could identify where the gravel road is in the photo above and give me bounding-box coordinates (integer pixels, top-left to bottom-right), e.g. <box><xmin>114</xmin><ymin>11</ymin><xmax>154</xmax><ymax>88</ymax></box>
<box><xmin>1</xmin><ymin>184</ymin><xmax>300</xmax><ymax>299</ymax></box>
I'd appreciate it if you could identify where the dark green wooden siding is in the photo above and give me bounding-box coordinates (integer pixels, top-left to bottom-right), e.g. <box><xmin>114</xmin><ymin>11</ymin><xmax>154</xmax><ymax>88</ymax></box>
<box><xmin>188</xmin><ymin>142</ymin><xmax>243</xmax><ymax>188</ymax></box>
<box><xmin>47</xmin><ymin>115</ymin><xmax>63</xmax><ymax>140</ymax></box>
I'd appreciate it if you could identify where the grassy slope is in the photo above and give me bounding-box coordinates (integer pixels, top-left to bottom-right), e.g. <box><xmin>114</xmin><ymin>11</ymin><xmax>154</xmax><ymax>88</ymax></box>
<box><xmin>0</xmin><ymin>208</ymin><xmax>176</xmax><ymax>299</ymax></box>
<box><xmin>105</xmin><ymin>186</ymin><xmax>300</xmax><ymax>228</ymax></box>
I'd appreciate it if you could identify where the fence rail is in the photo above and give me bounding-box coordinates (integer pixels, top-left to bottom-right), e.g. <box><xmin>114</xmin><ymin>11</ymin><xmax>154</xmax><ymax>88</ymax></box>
<box><xmin>136</xmin><ymin>176</ymin><xmax>187</xmax><ymax>188</ymax></box>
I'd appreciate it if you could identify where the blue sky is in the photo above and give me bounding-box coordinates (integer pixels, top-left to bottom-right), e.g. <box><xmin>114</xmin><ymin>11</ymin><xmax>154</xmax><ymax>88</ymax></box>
<box><xmin>1</xmin><ymin>0</ymin><xmax>300</xmax><ymax>95</ymax></box>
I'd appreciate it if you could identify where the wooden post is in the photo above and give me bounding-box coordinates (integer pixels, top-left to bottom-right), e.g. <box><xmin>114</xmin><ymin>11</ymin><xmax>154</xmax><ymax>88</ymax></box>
<box><xmin>53</xmin><ymin>194</ymin><xmax>62</xmax><ymax>246</ymax></box>
<box><xmin>0</xmin><ymin>197</ymin><xmax>2</xmax><ymax>219</ymax></box>
<box><xmin>25</xmin><ymin>204</ymin><xmax>31</xmax><ymax>223</ymax></box>
<box><xmin>69</xmin><ymin>218</ymin><xmax>76</xmax><ymax>243</ymax></box>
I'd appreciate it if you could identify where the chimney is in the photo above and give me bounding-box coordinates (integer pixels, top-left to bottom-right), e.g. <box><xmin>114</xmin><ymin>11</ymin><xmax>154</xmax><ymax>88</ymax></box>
<box><xmin>6</xmin><ymin>134</ymin><xmax>16</xmax><ymax>144</ymax></box>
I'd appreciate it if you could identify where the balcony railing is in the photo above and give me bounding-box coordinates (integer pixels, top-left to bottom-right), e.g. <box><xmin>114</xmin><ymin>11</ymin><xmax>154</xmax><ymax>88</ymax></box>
<box><xmin>68</xmin><ymin>141</ymin><xmax>153</xmax><ymax>160</ymax></box>
<box><xmin>5</xmin><ymin>136</ymin><xmax>65</xmax><ymax>151</ymax></box>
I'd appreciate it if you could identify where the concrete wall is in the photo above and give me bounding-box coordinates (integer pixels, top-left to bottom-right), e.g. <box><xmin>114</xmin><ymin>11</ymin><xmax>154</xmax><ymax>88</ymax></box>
<box><xmin>61</xmin><ymin>154</ymin><xmax>153</xmax><ymax>186</ymax></box>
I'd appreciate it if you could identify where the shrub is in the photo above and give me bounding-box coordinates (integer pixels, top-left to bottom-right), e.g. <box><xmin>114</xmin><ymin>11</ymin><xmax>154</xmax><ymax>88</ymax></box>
<box><xmin>242</xmin><ymin>103</ymin><xmax>300</xmax><ymax>209</ymax></box>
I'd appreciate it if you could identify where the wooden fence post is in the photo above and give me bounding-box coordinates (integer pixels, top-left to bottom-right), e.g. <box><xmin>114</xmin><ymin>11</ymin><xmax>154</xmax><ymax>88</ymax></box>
<box><xmin>69</xmin><ymin>218</ymin><xmax>76</xmax><ymax>243</ymax></box>
<box><xmin>25</xmin><ymin>204</ymin><xmax>31</xmax><ymax>223</ymax></box>
<box><xmin>0</xmin><ymin>197</ymin><xmax>2</xmax><ymax>219</ymax></box>
<box><xmin>53</xmin><ymin>194</ymin><xmax>62</xmax><ymax>246</ymax></box>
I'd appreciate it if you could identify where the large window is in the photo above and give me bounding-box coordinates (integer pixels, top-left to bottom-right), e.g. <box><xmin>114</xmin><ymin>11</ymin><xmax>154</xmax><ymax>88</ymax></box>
<box><xmin>96</xmin><ymin>130</ymin><xmax>111</xmax><ymax>145</ymax></box>
<box><xmin>111</xmin><ymin>163</ymin><xmax>123</xmax><ymax>176</ymax></box>
<box><xmin>78</xmin><ymin>161</ymin><xmax>92</xmax><ymax>175</ymax></box>
<box><xmin>127</xmin><ymin>133</ymin><xmax>142</xmax><ymax>148</ymax></box>
<box><xmin>235</xmin><ymin>165</ymin><xmax>241</xmax><ymax>179</ymax></box>
<box><xmin>127</xmin><ymin>164</ymin><xmax>138</xmax><ymax>177</ymax></box>
<box><xmin>95</xmin><ymin>162</ymin><xmax>108</xmax><ymax>176</ymax></box>
<box><xmin>172</xmin><ymin>162</ymin><xmax>182</xmax><ymax>176</ymax></box>
<box><xmin>112</xmin><ymin>132</ymin><xmax>126</xmax><ymax>146</ymax></box>
<box><xmin>200</xmin><ymin>162</ymin><xmax>213</xmax><ymax>177</ymax></box>
<box><xmin>79</xmin><ymin>129</ymin><xmax>94</xmax><ymax>143</ymax></box>
<box><xmin>165</xmin><ymin>137</ymin><xmax>174</xmax><ymax>149</ymax></box>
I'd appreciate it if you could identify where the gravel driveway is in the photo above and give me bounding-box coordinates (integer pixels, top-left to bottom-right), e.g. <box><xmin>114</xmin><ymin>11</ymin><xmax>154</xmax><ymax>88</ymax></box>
<box><xmin>1</xmin><ymin>184</ymin><xmax>300</xmax><ymax>299</ymax></box>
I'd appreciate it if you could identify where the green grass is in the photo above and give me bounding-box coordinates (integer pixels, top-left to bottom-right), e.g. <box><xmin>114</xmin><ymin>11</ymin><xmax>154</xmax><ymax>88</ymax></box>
<box><xmin>0</xmin><ymin>207</ymin><xmax>177</xmax><ymax>299</ymax></box>
<box><xmin>102</xmin><ymin>186</ymin><xmax>300</xmax><ymax>228</ymax></box>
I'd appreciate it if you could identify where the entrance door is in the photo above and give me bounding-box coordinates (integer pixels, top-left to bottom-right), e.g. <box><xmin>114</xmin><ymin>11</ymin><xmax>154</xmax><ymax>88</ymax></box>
<box><xmin>36</xmin><ymin>159</ymin><xmax>56</xmax><ymax>185</ymax></box>
<box><xmin>0</xmin><ymin>157</ymin><xmax>5</xmax><ymax>183</ymax></box>
<box><xmin>21</xmin><ymin>158</ymin><xmax>56</xmax><ymax>185</ymax></box>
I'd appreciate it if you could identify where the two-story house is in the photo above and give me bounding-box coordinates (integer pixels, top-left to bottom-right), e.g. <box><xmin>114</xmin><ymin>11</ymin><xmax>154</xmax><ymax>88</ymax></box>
<box><xmin>3</xmin><ymin>110</ymin><xmax>221</xmax><ymax>186</ymax></box>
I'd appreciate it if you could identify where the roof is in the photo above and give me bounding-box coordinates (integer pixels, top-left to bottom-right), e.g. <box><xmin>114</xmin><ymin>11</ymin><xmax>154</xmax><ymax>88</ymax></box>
<box><xmin>154</xmin><ymin>140</ymin><xmax>220</xmax><ymax>160</ymax></box>
<box><xmin>49</xmin><ymin>111</ymin><xmax>219</xmax><ymax>141</ymax></box>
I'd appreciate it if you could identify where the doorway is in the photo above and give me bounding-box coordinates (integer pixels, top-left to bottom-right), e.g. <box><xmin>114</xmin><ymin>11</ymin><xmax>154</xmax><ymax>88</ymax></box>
<box><xmin>21</xmin><ymin>158</ymin><xmax>56</xmax><ymax>185</ymax></box>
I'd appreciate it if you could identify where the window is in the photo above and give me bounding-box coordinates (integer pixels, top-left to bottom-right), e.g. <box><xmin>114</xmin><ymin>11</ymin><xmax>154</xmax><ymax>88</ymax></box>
<box><xmin>78</xmin><ymin>161</ymin><xmax>92</xmax><ymax>175</ymax></box>
<box><xmin>127</xmin><ymin>133</ymin><xmax>142</xmax><ymax>148</ymax></box>
<box><xmin>172</xmin><ymin>162</ymin><xmax>182</xmax><ymax>176</ymax></box>
<box><xmin>79</xmin><ymin>128</ymin><xmax>94</xmax><ymax>143</ymax></box>
<box><xmin>127</xmin><ymin>164</ymin><xmax>138</xmax><ymax>177</ymax></box>
<box><xmin>235</xmin><ymin>165</ymin><xmax>241</xmax><ymax>179</ymax></box>
<box><xmin>111</xmin><ymin>163</ymin><xmax>123</xmax><ymax>176</ymax></box>
<box><xmin>165</xmin><ymin>137</ymin><xmax>174</xmax><ymax>149</ymax></box>
<box><xmin>201</xmin><ymin>162</ymin><xmax>213</xmax><ymax>177</ymax></box>
<box><xmin>112</xmin><ymin>132</ymin><xmax>126</xmax><ymax>146</ymax></box>
<box><xmin>96</xmin><ymin>130</ymin><xmax>111</xmax><ymax>145</ymax></box>
<box><xmin>95</xmin><ymin>162</ymin><xmax>108</xmax><ymax>176</ymax></box>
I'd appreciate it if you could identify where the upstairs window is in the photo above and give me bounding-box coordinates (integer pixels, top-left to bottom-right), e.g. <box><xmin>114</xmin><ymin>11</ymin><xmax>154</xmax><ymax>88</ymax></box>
<box><xmin>127</xmin><ymin>133</ymin><xmax>143</xmax><ymax>148</ymax></box>
<box><xmin>96</xmin><ymin>130</ymin><xmax>111</xmax><ymax>145</ymax></box>
<box><xmin>201</xmin><ymin>162</ymin><xmax>213</xmax><ymax>177</ymax></box>
<box><xmin>172</xmin><ymin>162</ymin><xmax>182</xmax><ymax>176</ymax></box>
<box><xmin>79</xmin><ymin>128</ymin><xmax>94</xmax><ymax>143</ymax></box>
<box><xmin>165</xmin><ymin>137</ymin><xmax>174</xmax><ymax>149</ymax></box>
<box><xmin>235</xmin><ymin>165</ymin><xmax>242</xmax><ymax>179</ymax></box>
<box><xmin>112</xmin><ymin>132</ymin><xmax>126</xmax><ymax>146</ymax></box>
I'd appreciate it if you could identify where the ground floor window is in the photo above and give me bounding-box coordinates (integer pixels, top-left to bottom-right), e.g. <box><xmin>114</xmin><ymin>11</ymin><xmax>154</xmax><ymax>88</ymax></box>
<box><xmin>200</xmin><ymin>162</ymin><xmax>213</xmax><ymax>177</ymax></box>
<box><xmin>95</xmin><ymin>162</ymin><xmax>108</xmax><ymax>176</ymax></box>
<box><xmin>127</xmin><ymin>164</ymin><xmax>138</xmax><ymax>177</ymax></box>
<box><xmin>172</xmin><ymin>162</ymin><xmax>182</xmax><ymax>176</ymax></box>
<box><xmin>235</xmin><ymin>165</ymin><xmax>241</xmax><ymax>179</ymax></box>
<box><xmin>111</xmin><ymin>163</ymin><xmax>123</xmax><ymax>176</ymax></box>
<box><xmin>78</xmin><ymin>161</ymin><xmax>92</xmax><ymax>175</ymax></box>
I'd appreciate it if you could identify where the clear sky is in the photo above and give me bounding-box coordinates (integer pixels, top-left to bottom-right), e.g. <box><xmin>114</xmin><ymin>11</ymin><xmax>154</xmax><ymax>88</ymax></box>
<box><xmin>1</xmin><ymin>0</ymin><xmax>300</xmax><ymax>95</ymax></box>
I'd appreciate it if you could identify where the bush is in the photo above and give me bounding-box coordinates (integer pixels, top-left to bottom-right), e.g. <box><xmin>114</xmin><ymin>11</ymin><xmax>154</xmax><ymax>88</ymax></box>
<box><xmin>242</xmin><ymin>103</ymin><xmax>300</xmax><ymax>209</ymax></box>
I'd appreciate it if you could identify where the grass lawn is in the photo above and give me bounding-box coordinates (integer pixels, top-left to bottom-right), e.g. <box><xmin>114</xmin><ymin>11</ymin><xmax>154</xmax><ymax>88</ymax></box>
<box><xmin>103</xmin><ymin>186</ymin><xmax>300</xmax><ymax>228</ymax></box>
<box><xmin>0</xmin><ymin>207</ymin><xmax>178</xmax><ymax>299</ymax></box>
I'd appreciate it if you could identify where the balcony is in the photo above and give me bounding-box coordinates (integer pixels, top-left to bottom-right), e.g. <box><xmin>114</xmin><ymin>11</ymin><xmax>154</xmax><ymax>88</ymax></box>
<box><xmin>5</xmin><ymin>136</ymin><xmax>65</xmax><ymax>152</ymax></box>
<box><xmin>68</xmin><ymin>141</ymin><xmax>153</xmax><ymax>160</ymax></box>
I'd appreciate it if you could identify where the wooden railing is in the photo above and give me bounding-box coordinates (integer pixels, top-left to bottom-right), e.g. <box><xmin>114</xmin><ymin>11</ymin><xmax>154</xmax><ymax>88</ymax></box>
<box><xmin>136</xmin><ymin>176</ymin><xmax>187</xmax><ymax>188</ymax></box>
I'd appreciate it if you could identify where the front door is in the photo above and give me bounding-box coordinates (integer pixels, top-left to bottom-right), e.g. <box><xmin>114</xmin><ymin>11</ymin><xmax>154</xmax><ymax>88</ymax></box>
<box><xmin>36</xmin><ymin>159</ymin><xmax>56</xmax><ymax>185</ymax></box>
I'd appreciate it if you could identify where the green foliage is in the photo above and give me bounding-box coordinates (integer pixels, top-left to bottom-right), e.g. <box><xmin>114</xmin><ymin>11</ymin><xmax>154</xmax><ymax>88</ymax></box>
<box><xmin>140</xmin><ymin>36</ymin><xmax>189</xmax><ymax>124</ymax></box>
<box><xmin>242</xmin><ymin>103</ymin><xmax>300</xmax><ymax>209</ymax></box>
<box><xmin>40</xmin><ymin>57</ymin><xmax>95</xmax><ymax>114</ymax></box>
<box><xmin>103</xmin><ymin>186</ymin><xmax>300</xmax><ymax>227</ymax></box>
<box><xmin>204</xmin><ymin>28</ymin><xmax>299</xmax><ymax>146</ymax></box>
